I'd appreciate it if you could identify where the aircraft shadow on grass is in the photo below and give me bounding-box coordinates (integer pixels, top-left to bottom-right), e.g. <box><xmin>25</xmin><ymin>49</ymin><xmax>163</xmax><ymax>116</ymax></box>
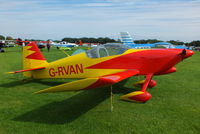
<box><xmin>0</xmin><ymin>79</ymin><xmax>68</xmax><ymax>88</ymax></box>
<box><xmin>0</xmin><ymin>80</ymin><xmax>31</xmax><ymax>88</ymax></box>
<box><xmin>13</xmin><ymin>79</ymin><xmax>137</xmax><ymax>125</ymax></box>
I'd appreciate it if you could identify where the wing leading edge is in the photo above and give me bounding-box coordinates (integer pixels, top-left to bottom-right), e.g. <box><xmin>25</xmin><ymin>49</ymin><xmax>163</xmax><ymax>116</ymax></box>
<box><xmin>34</xmin><ymin>69</ymin><xmax>139</xmax><ymax>94</ymax></box>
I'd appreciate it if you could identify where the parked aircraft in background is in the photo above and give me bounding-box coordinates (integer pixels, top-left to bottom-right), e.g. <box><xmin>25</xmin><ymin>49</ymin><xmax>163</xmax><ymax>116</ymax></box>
<box><xmin>154</xmin><ymin>42</ymin><xmax>192</xmax><ymax>50</ymax></box>
<box><xmin>8</xmin><ymin>42</ymin><xmax>194</xmax><ymax>103</ymax></box>
<box><xmin>120</xmin><ymin>32</ymin><xmax>156</xmax><ymax>49</ymax></box>
<box><xmin>120</xmin><ymin>32</ymin><xmax>192</xmax><ymax>50</ymax></box>
<box><xmin>16</xmin><ymin>39</ymin><xmax>78</xmax><ymax>49</ymax></box>
<box><xmin>51</xmin><ymin>41</ymin><xmax>78</xmax><ymax>48</ymax></box>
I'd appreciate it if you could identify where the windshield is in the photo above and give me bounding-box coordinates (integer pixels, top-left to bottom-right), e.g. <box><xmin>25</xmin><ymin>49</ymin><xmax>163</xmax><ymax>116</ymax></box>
<box><xmin>86</xmin><ymin>43</ymin><xmax>130</xmax><ymax>58</ymax></box>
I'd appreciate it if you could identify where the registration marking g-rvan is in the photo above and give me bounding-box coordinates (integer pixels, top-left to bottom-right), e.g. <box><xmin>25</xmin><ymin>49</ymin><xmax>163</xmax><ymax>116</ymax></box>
<box><xmin>49</xmin><ymin>64</ymin><xmax>84</xmax><ymax>77</ymax></box>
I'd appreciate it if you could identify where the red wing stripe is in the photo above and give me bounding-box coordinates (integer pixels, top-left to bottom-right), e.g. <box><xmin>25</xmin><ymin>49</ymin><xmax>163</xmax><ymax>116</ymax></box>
<box><xmin>84</xmin><ymin>70</ymin><xmax>139</xmax><ymax>90</ymax></box>
<box><xmin>11</xmin><ymin>67</ymin><xmax>45</xmax><ymax>74</ymax></box>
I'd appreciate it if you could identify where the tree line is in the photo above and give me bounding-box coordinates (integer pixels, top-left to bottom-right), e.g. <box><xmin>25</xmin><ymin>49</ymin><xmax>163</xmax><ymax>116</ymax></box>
<box><xmin>62</xmin><ymin>37</ymin><xmax>116</xmax><ymax>44</ymax></box>
<box><xmin>0</xmin><ymin>34</ymin><xmax>200</xmax><ymax>47</ymax></box>
<box><xmin>134</xmin><ymin>39</ymin><xmax>185</xmax><ymax>45</ymax></box>
<box><xmin>62</xmin><ymin>37</ymin><xmax>200</xmax><ymax>47</ymax></box>
<box><xmin>133</xmin><ymin>39</ymin><xmax>200</xmax><ymax>47</ymax></box>
<box><xmin>0</xmin><ymin>35</ymin><xmax>13</xmax><ymax>40</ymax></box>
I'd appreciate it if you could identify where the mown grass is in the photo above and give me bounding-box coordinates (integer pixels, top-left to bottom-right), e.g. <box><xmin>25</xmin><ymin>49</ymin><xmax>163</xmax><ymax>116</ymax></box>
<box><xmin>0</xmin><ymin>46</ymin><xmax>199</xmax><ymax>134</ymax></box>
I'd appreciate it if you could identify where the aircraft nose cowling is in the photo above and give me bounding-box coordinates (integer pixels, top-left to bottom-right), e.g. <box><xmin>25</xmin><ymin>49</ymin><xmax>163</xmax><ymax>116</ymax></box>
<box><xmin>185</xmin><ymin>50</ymin><xmax>194</xmax><ymax>58</ymax></box>
<box><xmin>182</xmin><ymin>49</ymin><xmax>194</xmax><ymax>58</ymax></box>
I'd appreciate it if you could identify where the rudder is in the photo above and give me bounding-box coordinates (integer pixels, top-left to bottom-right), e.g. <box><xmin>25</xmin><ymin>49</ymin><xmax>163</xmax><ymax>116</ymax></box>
<box><xmin>23</xmin><ymin>41</ymin><xmax>48</xmax><ymax>77</ymax></box>
<box><xmin>120</xmin><ymin>32</ymin><xmax>134</xmax><ymax>46</ymax></box>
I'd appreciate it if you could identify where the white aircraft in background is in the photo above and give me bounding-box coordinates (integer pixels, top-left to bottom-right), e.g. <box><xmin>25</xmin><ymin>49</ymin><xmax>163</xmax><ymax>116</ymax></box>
<box><xmin>51</xmin><ymin>41</ymin><xmax>78</xmax><ymax>48</ymax></box>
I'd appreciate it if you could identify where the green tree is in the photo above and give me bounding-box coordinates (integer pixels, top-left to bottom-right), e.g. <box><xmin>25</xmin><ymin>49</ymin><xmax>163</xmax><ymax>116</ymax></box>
<box><xmin>134</xmin><ymin>40</ymin><xmax>147</xmax><ymax>44</ymax></box>
<box><xmin>134</xmin><ymin>39</ymin><xmax>162</xmax><ymax>44</ymax></box>
<box><xmin>62</xmin><ymin>37</ymin><xmax>117</xmax><ymax>44</ymax></box>
<box><xmin>147</xmin><ymin>39</ymin><xmax>163</xmax><ymax>44</ymax></box>
<box><xmin>188</xmin><ymin>40</ymin><xmax>200</xmax><ymax>47</ymax></box>
<box><xmin>6</xmin><ymin>36</ymin><xmax>13</xmax><ymax>40</ymax></box>
<box><xmin>0</xmin><ymin>35</ymin><xmax>5</xmax><ymax>40</ymax></box>
<box><xmin>167</xmin><ymin>40</ymin><xmax>184</xmax><ymax>45</ymax></box>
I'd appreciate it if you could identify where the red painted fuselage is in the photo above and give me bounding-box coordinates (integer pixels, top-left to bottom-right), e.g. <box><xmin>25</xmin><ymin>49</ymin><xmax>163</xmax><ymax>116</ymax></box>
<box><xmin>87</xmin><ymin>49</ymin><xmax>194</xmax><ymax>76</ymax></box>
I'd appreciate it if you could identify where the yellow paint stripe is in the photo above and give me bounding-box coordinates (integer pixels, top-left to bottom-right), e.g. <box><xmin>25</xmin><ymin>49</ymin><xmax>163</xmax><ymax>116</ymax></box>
<box><xmin>34</xmin><ymin>77</ymin><xmax>99</xmax><ymax>94</ymax></box>
<box><xmin>133</xmin><ymin>80</ymin><xmax>145</xmax><ymax>87</ymax></box>
<box><xmin>120</xmin><ymin>91</ymin><xmax>144</xmax><ymax>101</ymax></box>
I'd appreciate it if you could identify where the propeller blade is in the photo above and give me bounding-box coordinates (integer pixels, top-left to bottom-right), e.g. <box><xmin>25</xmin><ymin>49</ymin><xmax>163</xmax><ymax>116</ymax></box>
<box><xmin>180</xmin><ymin>49</ymin><xmax>186</xmax><ymax>55</ymax></box>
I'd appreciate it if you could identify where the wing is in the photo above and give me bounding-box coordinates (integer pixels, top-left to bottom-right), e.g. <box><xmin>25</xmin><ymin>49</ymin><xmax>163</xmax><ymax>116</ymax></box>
<box><xmin>34</xmin><ymin>69</ymin><xmax>139</xmax><ymax>94</ymax></box>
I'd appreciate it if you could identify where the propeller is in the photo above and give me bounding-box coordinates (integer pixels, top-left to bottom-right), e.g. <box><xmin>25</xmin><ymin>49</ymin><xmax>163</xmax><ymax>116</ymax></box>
<box><xmin>180</xmin><ymin>49</ymin><xmax>186</xmax><ymax>56</ymax></box>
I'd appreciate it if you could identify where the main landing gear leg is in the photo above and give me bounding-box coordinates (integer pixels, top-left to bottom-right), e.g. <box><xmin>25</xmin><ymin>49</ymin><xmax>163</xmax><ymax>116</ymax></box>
<box><xmin>133</xmin><ymin>78</ymin><xmax>156</xmax><ymax>88</ymax></box>
<box><xmin>120</xmin><ymin>74</ymin><xmax>153</xmax><ymax>103</ymax></box>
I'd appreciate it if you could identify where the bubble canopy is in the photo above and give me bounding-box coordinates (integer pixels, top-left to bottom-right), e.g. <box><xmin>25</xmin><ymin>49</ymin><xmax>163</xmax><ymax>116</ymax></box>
<box><xmin>86</xmin><ymin>44</ymin><xmax>131</xmax><ymax>58</ymax></box>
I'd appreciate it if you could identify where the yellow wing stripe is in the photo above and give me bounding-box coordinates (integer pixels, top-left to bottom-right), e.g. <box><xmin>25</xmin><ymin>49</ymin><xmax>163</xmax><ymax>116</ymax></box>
<box><xmin>120</xmin><ymin>91</ymin><xmax>144</xmax><ymax>101</ymax></box>
<box><xmin>34</xmin><ymin>78</ymin><xmax>99</xmax><ymax>94</ymax></box>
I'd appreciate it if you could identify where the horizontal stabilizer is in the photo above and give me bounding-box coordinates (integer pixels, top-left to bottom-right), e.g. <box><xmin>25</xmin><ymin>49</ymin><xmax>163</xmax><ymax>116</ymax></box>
<box><xmin>7</xmin><ymin>67</ymin><xmax>45</xmax><ymax>74</ymax></box>
<box><xmin>34</xmin><ymin>69</ymin><xmax>139</xmax><ymax>94</ymax></box>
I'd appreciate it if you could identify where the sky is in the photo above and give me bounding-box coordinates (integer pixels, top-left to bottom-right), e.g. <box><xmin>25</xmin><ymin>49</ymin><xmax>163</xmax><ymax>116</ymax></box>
<box><xmin>0</xmin><ymin>0</ymin><xmax>200</xmax><ymax>42</ymax></box>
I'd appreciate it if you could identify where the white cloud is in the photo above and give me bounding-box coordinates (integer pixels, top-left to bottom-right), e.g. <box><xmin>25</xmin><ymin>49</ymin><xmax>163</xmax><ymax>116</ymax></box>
<box><xmin>0</xmin><ymin>0</ymin><xmax>200</xmax><ymax>41</ymax></box>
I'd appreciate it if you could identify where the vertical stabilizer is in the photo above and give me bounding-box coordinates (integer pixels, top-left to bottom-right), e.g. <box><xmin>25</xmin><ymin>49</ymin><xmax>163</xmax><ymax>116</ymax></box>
<box><xmin>23</xmin><ymin>42</ymin><xmax>48</xmax><ymax>77</ymax></box>
<box><xmin>120</xmin><ymin>32</ymin><xmax>134</xmax><ymax>45</ymax></box>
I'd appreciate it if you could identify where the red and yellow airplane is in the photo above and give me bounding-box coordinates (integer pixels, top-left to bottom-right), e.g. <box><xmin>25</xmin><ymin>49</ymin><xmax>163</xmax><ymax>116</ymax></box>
<box><xmin>9</xmin><ymin>42</ymin><xmax>194</xmax><ymax>102</ymax></box>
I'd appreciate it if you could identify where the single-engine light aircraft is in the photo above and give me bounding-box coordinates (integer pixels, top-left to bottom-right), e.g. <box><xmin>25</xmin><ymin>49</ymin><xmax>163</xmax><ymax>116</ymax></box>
<box><xmin>9</xmin><ymin>42</ymin><xmax>194</xmax><ymax>102</ymax></box>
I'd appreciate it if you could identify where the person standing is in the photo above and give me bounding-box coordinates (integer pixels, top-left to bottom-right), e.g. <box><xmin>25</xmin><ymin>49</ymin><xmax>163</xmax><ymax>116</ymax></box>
<box><xmin>46</xmin><ymin>40</ymin><xmax>51</xmax><ymax>52</ymax></box>
<box><xmin>0</xmin><ymin>41</ymin><xmax>5</xmax><ymax>52</ymax></box>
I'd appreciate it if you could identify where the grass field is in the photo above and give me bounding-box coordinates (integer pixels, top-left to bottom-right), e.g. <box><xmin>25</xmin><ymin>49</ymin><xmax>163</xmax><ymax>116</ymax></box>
<box><xmin>0</xmin><ymin>46</ymin><xmax>200</xmax><ymax>134</ymax></box>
